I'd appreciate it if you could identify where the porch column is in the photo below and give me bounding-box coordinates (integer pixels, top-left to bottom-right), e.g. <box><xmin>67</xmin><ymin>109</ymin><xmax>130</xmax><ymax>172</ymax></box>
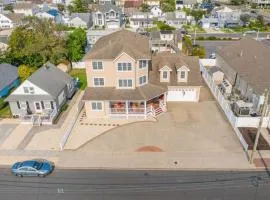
<box><xmin>144</xmin><ymin>100</ymin><xmax>147</xmax><ymax>119</ymax></box>
<box><xmin>126</xmin><ymin>101</ymin><xmax>128</xmax><ymax>119</ymax></box>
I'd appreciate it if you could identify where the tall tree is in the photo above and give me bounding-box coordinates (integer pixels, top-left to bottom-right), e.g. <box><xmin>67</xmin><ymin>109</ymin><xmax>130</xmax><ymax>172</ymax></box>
<box><xmin>18</xmin><ymin>65</ymin><xmax>38</xmax><ymax>81</ymax></box>
<box><xmin>240</xmin><ymin>13</ymin><xmax>250</xmax><ymax>26</ymax></box>
<box><xmin>7</xmin><ymin>17</ymin><xmax>67</xmax><ymax>67</ymax></box>
<box><xmin>68</xmin><ymin>0</ymin><xmax>88</xmax><ymax>13</ymax></box>
<box><xmin>67</xmin><ymin>28</ymin><xmax>87</xmax><ymax>62</ymax></box>
<box><xmin>140</xmin><ymin>3</ymin><xmax>150</xmax><ymax>12</ymax></box>
<box><xmin>4</xmin><ymin>4</ymin><xmax>13</xmax><ymax>12</ymax></box>
<box><xmin>160</xmin><ymin>0</ymin><xmax>175</xmax><ymax>12</ymax></box>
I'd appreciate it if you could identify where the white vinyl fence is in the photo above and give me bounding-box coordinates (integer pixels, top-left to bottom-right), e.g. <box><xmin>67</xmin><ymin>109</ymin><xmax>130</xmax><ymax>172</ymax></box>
<box><xmin>72</xmin><ymin>62</ymin><xmax>85</xmax><ymax>69</ymax></box>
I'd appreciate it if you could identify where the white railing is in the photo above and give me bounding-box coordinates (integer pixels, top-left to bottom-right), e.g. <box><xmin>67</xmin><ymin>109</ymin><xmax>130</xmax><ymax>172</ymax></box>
<box><xmin>109</xmin><ymin>108</ymin><xmax>145</xmax><ymax>114</ymax></box>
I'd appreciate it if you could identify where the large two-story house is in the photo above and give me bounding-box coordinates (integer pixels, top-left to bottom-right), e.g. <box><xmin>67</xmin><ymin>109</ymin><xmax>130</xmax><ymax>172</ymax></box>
<box><xmin>83</xmin><ymin>30</ymin><xmax>202</xmax><ymax>119</ymax></box>
<box><xmin>92</xmin><ymin>2</ymin><xmax>122</xmax><ymax>29</ymax></box>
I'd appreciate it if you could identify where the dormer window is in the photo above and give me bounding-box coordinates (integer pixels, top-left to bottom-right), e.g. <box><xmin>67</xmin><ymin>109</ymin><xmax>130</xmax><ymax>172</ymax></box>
<box><xmin>163</xmin><ymin>71</ymin><xmax>168</xmax><ymax>79</ymax></box>
<box><xmin>159</xmin><ymin>65</ymin><xmax>172</xmax><ymax>82</ymax></box>
<box><xmin>177</xmin><ymin>66</ymin><xmax>190</xmax><ymax>83</ymax></box>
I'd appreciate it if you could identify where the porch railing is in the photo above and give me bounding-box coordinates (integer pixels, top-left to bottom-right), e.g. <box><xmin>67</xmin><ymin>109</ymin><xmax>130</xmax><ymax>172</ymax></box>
<box><xmin>109</xmin><ymin>108</ymin><xmax>145</xmax><ymax>114</ymax></box>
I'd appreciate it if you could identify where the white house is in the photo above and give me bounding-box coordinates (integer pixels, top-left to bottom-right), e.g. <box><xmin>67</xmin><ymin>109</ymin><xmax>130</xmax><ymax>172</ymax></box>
<box><xmin>35</xmin><ymin>12</ymin><xmax>55</xmax><ymax>20</ymax></box>
<box><xmin>150</xmin><ymin>5</ymin><xmax>162</xmax><ymax>17</ymax></box>
<box><xmin>129</xmin><ymin>11</ymin><xmax>154</xmax><ymax>29</ymax></box>
<box><xmin>0</xmin><ymin>13</ymin><xmax>13</xmax><ymax>29</ymax></box>
<box><xmin>68</xmin><ymin>13</ymin><xmax>92</xmax><ymax>28</ymax></box>
<box><xmin>13</xmin><ymin>2</ymin><xmax>35</xmax><ymax>16</ymax></box>
<box><xmin>176</xmin><ymin>0</ymin><xmax>197</xmax><ymax>10</ymax></box>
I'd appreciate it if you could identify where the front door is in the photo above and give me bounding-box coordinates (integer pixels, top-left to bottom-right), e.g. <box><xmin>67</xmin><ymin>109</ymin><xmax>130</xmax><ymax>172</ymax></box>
<box><xmin>34</xmin><ymin>102</ymin><xmax>42</xmax><ymax>113</ymax></box>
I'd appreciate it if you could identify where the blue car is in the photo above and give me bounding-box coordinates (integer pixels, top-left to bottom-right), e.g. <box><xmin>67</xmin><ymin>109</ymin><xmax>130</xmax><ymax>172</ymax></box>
<box><xmin>11</xmin><ymin>160</ymin><xmax>54</xmax><ymax>177</ymax></box>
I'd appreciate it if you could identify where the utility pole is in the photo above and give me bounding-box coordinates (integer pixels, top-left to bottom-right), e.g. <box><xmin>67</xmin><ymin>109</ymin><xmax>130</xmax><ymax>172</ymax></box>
<box><xmin>256</xmin><ymin>29</ymin><xmax>259</xmax><ymax>41</ymax></box>
<box><xmin>250</xmin><ymin>89</ymin><xmax>269</xmax><ymax>164</ymax></box>
<box><xmin>193</xmin><ymin>27</ymin><xmax>197</xmax><ymax>45</ymax></box>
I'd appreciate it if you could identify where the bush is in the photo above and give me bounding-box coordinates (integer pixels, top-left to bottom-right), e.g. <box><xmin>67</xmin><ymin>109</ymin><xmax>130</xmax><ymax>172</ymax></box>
<box><xmin>197</xmin><ymin>36</ymin><xmax>205</xmax><ymax>40</ymax></box>
<box><xmin>60</xmin><ymin>103</ymin><xmax>68</xmax><ymax>112</ymax></box>
<box><xmin>207</xmin><ymin>36</ymin><xmax>218</xmax><ymax>40</ymax></box>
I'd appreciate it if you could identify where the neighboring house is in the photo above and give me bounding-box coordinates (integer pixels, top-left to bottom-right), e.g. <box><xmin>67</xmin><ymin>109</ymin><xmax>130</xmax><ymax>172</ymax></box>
<box><xmin>35</xmin><ymin>11</ymin><xmax>55</xmax><ymax>19</ymax></box>
<box><xmin>4</xmin><ymin>13</ymin><xmax>25</xmax><ymax>27</ymax></box>
<box><xmin>150</xmin><ymin>5</ymin><xmax>162</xmax><ymax>17</ymax></box>
<box><xmin>5</xmin><ymin>63</ymin><xmax>77</xmax><ymax>125</ymax></box>
<box><xmin>13</xmin><ymin>2</ymin><xmax>35</xmax><ymax>16</ymax></box>
<box><xmin>249</xmin><ymin>0</ymin><xmax>270</xmax><ymax>6</ymax></box>
<box><xmin>0</xmin><ymin>13</ymin><xmax>13</xmax><ymax>29</ymax></box>
<box><xmin>150</xmin><ymin>30</ymin><xmax>182</xmax><ymax>53</ymax></box>
<box><xmin>87</xmin><ymin>28</ymin><xmax>119</xmax><ymax>49</ymax></box>
<box><xmin>215</xmin><ymin>37</ymin><xmax>270</xmax><ymax>113</ymax></box>
<box><xmin>68</xmin><ymin>13</ymin><xmax>92</xmax><ymax>28</ymax></box>
<box><xmin>123</xmin><ymin>1</ymin><xmax>141</xmax><ymax>17</ymax></box>
<box><xmin>162</xmin><ymin>11</ymin><xmax>187</xmax><ymax>28</ymax></box>
<box><xmin>129</xmin><ymin>11</ymin><xmax>154</xmax><ymax>29</ymax></box>
<box><xmin>82</xmin><ymin>30</ymin><xmax>201</xmax><ymax>120</ymax></box>
<box><xmin>0</xmin><ymin>63</ymin><xmax>19</xmax><ymax>98</ymax></box>
<box><xmin>200</xmin><ymin>6</ymin><xmax>242</xmax><ymax>28</ymax></box>
<box><xmin>176</xmin><ymin>0</ymin><xmax>197</xmax><ymax>10</ymax></box>
<box><xmin>92</xmin><ymin>2</ymin><xmax>122</xmax><ymax>29</ymax></box>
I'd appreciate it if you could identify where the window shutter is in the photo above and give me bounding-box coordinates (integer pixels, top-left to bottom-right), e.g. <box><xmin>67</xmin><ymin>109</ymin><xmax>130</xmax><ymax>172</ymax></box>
<box><xmin>41</xmin><ymin>101</ymin><xmax>45</xmax><ymax>109</ymax></box>
<box><xmin>17</xmin><ymin>101</ymin><xmax>21</xmax><ymax>109</ymax></box>
<box><xmin>50</xmin><ymin>101</ymin><xmax>54</xmax><ymax>109</ymax></box>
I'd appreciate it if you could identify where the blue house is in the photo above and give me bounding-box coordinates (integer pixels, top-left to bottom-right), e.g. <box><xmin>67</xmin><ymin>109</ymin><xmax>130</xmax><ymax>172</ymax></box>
<box><xmin>0</xmin><ymin>63</ymin><xmax>19</xmax><ymax>98</ymax></box>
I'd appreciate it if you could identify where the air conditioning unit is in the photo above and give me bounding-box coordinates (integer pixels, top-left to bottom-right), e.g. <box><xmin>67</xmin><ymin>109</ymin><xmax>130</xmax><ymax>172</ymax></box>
<box><xmin>233</xmin><ymin>100</ymin><xmax>253</xmax><ymax>116</ymax></box>
<box><xmin>218</xmin><ymin>79</ymin><xmax>232</xmax><ymax>95</ymax></box>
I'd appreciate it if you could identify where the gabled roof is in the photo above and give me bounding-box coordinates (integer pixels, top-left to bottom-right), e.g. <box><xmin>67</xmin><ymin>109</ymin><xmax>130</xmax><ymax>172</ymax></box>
<box><xmin>70</xmin><ymin>13</ymin><xmax>91</xmax><ymax>24</ymax></box>
<box><xmin>0</xmin><ymin>63</ymin><xmax>18</xmax><ymax>91</ymax></box>
<box><xmin>216</xmin><ymin>37</ymin><xmax>270</xmax><ymax>94</ymax></box>
<box><xmin>94</xmin><ymin>3</ymin><xmax>122</xmax><ymax>13</ymax></box>
<box><xmin>150</xmin><ymin>52</ymin><xmax>202</xmax><ymax>86</ymax></box>
<box><xmin>84</xmin><ymin>30</ymin><xmax>151</xmax><ymax>60</ymax></box>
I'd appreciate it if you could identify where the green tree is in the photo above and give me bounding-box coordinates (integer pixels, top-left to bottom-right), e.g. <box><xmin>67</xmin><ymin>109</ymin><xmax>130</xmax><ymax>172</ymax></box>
<box><xmin>18</xmin><ymin>65</ymin><xmax>38</xmax><ymax>81</ymax></box>
<box><xmin>4</xmin><ymin>4</ymin><xmax>13</xmax><ymax>12</ymax></box>
<box><xmin>140</xmin><ymin>3</ymin><xmax>150</xmax><ymax>12</ymax></box>
<box><xmin>154</xmin><ymin>21</ymin><xmax>176</xmax><ymax>31</ymax></box>
<box><xmin>67</xmin><ymin>28</ymin><xmax>87</xmax><ymax>62</ymax></box>
<box><xmin>57</xmin><ymin>4</ymin><xmax>65</xmax><ymax>12</ymax></box>
<box><xmin>160</xmin><ymin>0</ymin><xmax>175</xmax><ymax>12</ymax></box>
<box><xmin>230</xmin><ymin>0</ymin><xmax>246</xmax><ymax>5</ymax></box>
<box><xmin>183</xmin><ymin>35</ymin><xmax>193</xmax><ymax>55</ymax></box>
<box><xmin>7</xmin><ymin>17</ymin><xmax>67</xmax><ymax>67</ymax></box>
<box><xmin>192</xmin><ymin>46</ymin><xmax>206</xmax><ymax>58</ymax></box>
<box><xmin>190</xmin><ymin>9</ymin><xmax>206</xmax><ymax>23</ymax></box>
<box><xmin>68</xmin><ymin>0</ymin><xmax>88</xmax><ymax>13</ymax></box>
<box><xmin>240</xmin><ymin>13</ymin><xmax>250</xmax><ymax>26</ymax></box>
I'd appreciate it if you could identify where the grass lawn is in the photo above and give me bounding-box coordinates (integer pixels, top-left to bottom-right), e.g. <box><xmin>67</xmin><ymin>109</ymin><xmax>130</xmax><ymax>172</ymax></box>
<box><xmin>183</xmin><ymin>25</ymin><xmax>206</xmax><ymax>33</ymax></box>
<box><xmin>0</xmin><ymin>99</ymin><xmax>11</xmax><ymax>118</ymax></box>
<box><xmin>69</xmin><ymin>69</ymin><xmax>87</xmax><ymax>90</ymax></box>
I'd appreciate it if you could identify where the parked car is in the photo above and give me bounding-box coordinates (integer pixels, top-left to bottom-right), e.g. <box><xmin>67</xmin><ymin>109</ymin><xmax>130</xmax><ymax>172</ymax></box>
<box><xmin>11</xmin><ymin>159</ymin><xmax>54</xmax><ymax>177</ymax></box>
<box><xmin>209</xmin><ymin>52</ymin><xmax>216</xmax><ymax>59</ymax></box>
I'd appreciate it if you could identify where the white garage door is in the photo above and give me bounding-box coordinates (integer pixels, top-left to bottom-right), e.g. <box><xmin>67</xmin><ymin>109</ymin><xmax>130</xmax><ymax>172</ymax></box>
<box><xmin>167</xmin><ymin>88</ymin><xmax>197</xmax><ymax>102</ymax></box>
<box><xmin>107</xmin><ymin>22</ymin><xmax>119</xmax><ymax>29</ymax></box>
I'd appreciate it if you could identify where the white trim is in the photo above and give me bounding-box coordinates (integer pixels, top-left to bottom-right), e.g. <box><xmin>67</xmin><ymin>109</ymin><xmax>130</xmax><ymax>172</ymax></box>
<box><xmin>19</xmin><ymin>101</ymin><xmax>27</xmax><ymax>110</ymax></box>
<box><xmin>34</xmin><ymin>101</ymin><xmax>42</xmax><ymax>112</ymax></box>
<box><xmin>92</xmin><ymin>60</ymin><xmax>104</xmax><ymax>71</ymax></box>
<box><xmin>117</xmin><ymin>78</ymin><xmax>134</xmax><ymax>89</ymax></box>
<box><xmin>90</xmin><ymin>101</ymin><xmax>104</xmax><ymax>111</ymax></box>
<box><xmin>159</xmin><ymin>65</ymin><xmax>172</xmax><ymax>71</ymax></box>
<box><xmin>116</xmin><ymin>62</ymin><xmax>133</xmax><ymax>72</ymax></box>
<box><xmin>92</xmin><ymin>77</ymin><xmax>105</xmax><ymax>87</ymax></box>
<box><xmin>177</xmin><ymin>65</ymin><xmax>190</xmax><ymax>71</ymax></box>
<box><xmin>113</xmin><ymin>52</ymin><xmax>135</xmax><ymax>62</ymax></box>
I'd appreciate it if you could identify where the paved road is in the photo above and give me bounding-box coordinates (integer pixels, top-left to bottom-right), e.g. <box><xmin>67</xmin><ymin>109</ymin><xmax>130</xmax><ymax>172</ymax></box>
<box><xmin>1</xmin><ymin>168</ymin><xmax>270</xmax><ymax>200</ymax></box>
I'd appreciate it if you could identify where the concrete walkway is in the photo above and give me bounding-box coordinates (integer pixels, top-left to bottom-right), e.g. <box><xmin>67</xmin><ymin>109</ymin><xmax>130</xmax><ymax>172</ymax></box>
<box><xmin>0</xmin><ymin>124</ymin><xmax>32</xmax><ymax>150</ymax></box>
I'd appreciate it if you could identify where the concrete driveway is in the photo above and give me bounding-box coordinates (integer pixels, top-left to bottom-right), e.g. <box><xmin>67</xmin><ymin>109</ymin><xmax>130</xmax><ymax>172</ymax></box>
<box><xmin>0</xmin><ymin>123</ymin><xmax>18</xmax><ymax>145</ymax></box>
<box><xmin>60</xmin><ymin>87</ymin><xmax>250</xmax><ymax>169</ymax></box>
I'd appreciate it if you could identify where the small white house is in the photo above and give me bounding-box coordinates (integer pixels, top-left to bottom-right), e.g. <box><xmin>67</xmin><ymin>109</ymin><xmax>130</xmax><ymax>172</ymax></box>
<box><xmin>35</xmin><ymin>12</ymin><xmax>55</xmax><ymax>20</ymax></box>
<box><xmin>0</xmin><ymin>14</ymin><xmax>13</xmax><ymax>29</ymax></box>
<box><xmin>150</xmin><ymin>6</ymin><xmax>162</xmax><ymax>17</ymax></box>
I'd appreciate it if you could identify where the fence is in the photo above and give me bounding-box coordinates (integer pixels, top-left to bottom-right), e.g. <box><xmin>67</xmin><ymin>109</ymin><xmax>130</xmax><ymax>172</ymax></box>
<box><xmin>201</xmin><ymin>65</ymin><xmax>249</xmax><ymax>151</ymax></box>
<box><xmin>72</xmin><ymin>62</ymin><xmax>85</xmax><ymax>69</ymax></box>
<box><xmin>59</xmin><ymin>98</ymin><xmax>84</xmax><ymax>151</ymax></box>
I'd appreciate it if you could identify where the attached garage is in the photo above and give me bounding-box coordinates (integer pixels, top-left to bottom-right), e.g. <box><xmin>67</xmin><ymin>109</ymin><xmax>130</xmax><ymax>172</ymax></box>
<box><xmin>167</xmin><ymin>87</ymin><xmax>199</xmax><ymax>102</ymax></box>
<box><xmin>107</xmin><ymin>21</ymin><xmax>119</xmax><ymax>29</ymax></box>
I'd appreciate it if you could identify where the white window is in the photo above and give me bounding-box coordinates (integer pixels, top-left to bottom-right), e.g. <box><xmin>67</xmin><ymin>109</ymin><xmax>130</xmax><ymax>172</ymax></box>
<box><xmin>23</xmin><ymin>87</ymin><xmax>29</xmax><ymax>94</ymax></box>
<box><xmin>117</xmin><ymin>63</ymin><xmax>132</xmax><ymax>71</ymax></box>
<box><xmin>91</xmin><ymin>102</ymin><xmax>102</xmax><ymax>110</ymax></box>
<box><xmin>139</xmin><ymin>76</ymin><xmax>147</xmax><ymax>85</ymax></box>
<box><xmin>19</xmin><ymin>101</ymin><xmax>27</xmax><ymax>109</ymax></box>
<box><xmin>118</xmin><ymin>79</ymin><xmax>132</xmax><ymax>88</ymax></box>
<box><xmin>139</xmin><ymin>60</ymin><xmax>148</xmax><ymax>69</ymax></box>
<box><xmin>93</xmin><ymin>78</ymin><xmax>104</xmax><ymax>86</ymax></box>
<box><xmin>163</xmin><ymin>71</ymin><xmax>168</xmax><ymax>79</ymax></box>
<box><xmin>29</xmin><ymin>87</ymin><xmax>34</xmax><ymax>94</ymax></box>
<box><xmin>44</xmin><ymin>101</ymin><xmax>52</xmax><ymax>109</ymax></box>
<box><xmin>180</xmin><ymin>71</ymin><xmax>186</xmax><ymax>79</ymax></box>
<box><xmin>92</xmin><ymin>61</ymin><xmax>103</xmax><ymax>70</ymax></box>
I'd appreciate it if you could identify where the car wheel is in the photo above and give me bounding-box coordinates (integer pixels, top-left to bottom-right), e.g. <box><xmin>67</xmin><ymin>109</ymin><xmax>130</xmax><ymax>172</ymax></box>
<box><xmin>38</xmin><ymin>174</ymin><xmax>46</xmax><ymax>178</ymax></box>
<box><xmin>17</xmin><ymin>174</ymin><xmax>23</xmax><ymax>177</ymax></box>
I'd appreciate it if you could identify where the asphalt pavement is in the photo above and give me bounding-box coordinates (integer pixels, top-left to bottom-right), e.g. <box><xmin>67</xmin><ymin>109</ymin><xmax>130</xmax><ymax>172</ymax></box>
<box><xmin>0</xmin><ymin>168</ymin><xmax>270</xmax><ymax>200</ymax></box>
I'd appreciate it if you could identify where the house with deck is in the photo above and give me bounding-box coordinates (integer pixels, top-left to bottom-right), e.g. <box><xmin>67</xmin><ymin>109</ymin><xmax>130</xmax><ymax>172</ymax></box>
<box><xmin>5</xmin><ymin>63</ymin><xmax>76</xmax><ymax>125</ymax></box>
<box><xmin>83</xmin><ymin>30</ymin><xmax>202</xmax><ymax>119</ymax></box>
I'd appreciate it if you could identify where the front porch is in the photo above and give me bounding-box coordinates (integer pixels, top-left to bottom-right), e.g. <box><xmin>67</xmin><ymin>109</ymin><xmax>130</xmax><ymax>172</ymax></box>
<box><xmin>20</xmin><ymin>109</ymin><xmax>58</xmax><ymax>126</ymax></box>
<box><xmin>108</xmin><ymin>94</ymin><xmax>167</xmax><ymax>119</ymax></box>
